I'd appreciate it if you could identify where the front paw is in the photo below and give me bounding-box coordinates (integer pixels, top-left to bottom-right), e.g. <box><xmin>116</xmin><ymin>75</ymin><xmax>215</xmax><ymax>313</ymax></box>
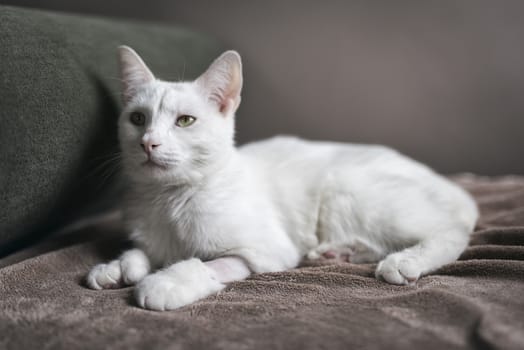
<box><xmin>119</xmin><ymin>249</ymin><xmax>150</xmax><ymax>285</ymax></box>
<box><xmin>135</xmin><ymin>273</ymin><xmax>179</xmax><ymax>311</ymax></box>
<box><xmin>86</xmin><ymin>249</ymin><xmax>150</xmax><ymax>290</ymax></box>
<box><xmin>135</xmin><ymin>258</ymin><xmax>225</xmax><ymax>311</ymax></box>
<box><xmin>375</xmin><ymin>253</ymin><xmax>422</xmax><ymax>285</ymax></box>
<box><xmin>86</xmin><ymin>261</ymin><xmax>123</xmax><ymax>290</ymax></box>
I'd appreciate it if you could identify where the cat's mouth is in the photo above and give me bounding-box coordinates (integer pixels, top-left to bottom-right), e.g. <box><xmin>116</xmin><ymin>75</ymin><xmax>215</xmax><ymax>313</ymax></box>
<box><xmin>142</xmin><ymin>158</ymin><xmax>168</xmax><ymax>170</ymax></box>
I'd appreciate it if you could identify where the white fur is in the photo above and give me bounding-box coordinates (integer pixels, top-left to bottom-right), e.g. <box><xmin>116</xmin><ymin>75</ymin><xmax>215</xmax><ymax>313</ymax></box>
<box><xmin>86</xmin><ymin>248</ymin><xmax>150</xmax><ymax>289</ymax></box>
<box><xmin>135</xmin><ymin>258</ymin><xmax>225</xmax><ymax>311</ymax></box>
<box><xmin>87</xmin><ymin>46</ymin><xmax>478</xmax><ymax>310</ymax></box>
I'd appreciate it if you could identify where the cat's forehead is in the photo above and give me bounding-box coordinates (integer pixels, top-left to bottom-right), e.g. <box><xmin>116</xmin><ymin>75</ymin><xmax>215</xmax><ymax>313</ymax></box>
<box><xmin>132</xmin><ymin>81</ymin><xmax>199</xmax><ymax>112</ymax></box>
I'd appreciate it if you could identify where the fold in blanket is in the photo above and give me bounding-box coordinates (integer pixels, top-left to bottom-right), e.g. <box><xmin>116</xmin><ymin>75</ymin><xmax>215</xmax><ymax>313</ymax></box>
<box><xmin>1</xmin><ymin>175</ymin><xmax>523</xmax><ymax>350</ymax></box>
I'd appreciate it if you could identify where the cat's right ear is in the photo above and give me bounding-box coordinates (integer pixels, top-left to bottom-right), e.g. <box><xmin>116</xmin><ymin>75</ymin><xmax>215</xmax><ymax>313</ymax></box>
<box><xmin>195</xmin><ymin>50</ymin><xmax>243</xmax><ymax>117</ymax></box>
<box><xmin>118</xmin><ymin>46</ymin><xmax>155</xmax><ymax>105</ymax></box>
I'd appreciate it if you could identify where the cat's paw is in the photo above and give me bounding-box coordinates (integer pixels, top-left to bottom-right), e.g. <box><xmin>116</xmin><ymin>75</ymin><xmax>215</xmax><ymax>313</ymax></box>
<box><xmin>86</xmin><ymin>260</ymin><xmax>123</xmax><ymax>290</ymax></box>
<box><xmin>135</xmin><ymin>258</ymin><xmax>225</xmax><ymax>311</ymax></box>
<box><xmin>307</xmin><ymin>241</ymin><xmax>382</xmax><ymax>264</ymax></box>
<box><xmin>375</xmin><ymin>253</ymin><xmax>422</xmax><ymax>285</ymax></box>
<box><xmin>120</xmin><ymin>249</ymin><xmax>150</xmax><ymax>285</ymax></box>
<box><xmin>86</xmin><ymin>249</ymin><xmax>150</xmax><ymax>290</ymax></box>
<box><xmin>134</xmin><ymin>273</ymin><xmax>179</xmax><ymax>311</ymax></box>
<box><xmin>307</xmin><ymin>244</ymin><xmax>353</xmax><ymax>262</ymax></box>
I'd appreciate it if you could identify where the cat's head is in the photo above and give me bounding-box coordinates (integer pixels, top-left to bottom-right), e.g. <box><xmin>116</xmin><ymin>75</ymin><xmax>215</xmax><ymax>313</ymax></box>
<box><xmin>117</xmin><ymin>46</ymin><xmax>242</xmax><ymax>184</ymax></box>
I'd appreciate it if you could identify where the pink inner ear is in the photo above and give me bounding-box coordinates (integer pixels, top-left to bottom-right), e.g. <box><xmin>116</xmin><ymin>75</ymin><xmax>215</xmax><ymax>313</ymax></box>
<box><xmin>220</xmin><ymin>98</ymin><xmax>235</xmax><ymax>115</ymax></box>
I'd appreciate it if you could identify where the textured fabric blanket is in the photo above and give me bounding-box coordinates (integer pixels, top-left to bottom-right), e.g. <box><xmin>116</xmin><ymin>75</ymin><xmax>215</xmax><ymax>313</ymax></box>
<box><xmin>1</xmin><ymin>175</ymin><xmax>523</xmax><ymax>350</ymax></box>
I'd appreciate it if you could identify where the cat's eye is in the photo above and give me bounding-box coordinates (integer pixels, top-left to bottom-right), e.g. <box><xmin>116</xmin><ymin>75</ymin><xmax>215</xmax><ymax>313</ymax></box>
<box><xmin>130</xmin><ymin>112</ymin><xmax>146</xmax><ymax>126</ymax></box>
<box><xmin>176</xmin><ymin>115</ymin><xmax>196</xmax><ymax>128</ymax></box>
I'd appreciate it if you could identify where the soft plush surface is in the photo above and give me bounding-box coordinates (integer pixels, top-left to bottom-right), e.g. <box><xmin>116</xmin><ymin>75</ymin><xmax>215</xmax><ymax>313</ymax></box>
<box><xmin>0</xmin><ymin>174</ymin><xmax>523</xmax><ymax>350</ymax></box>
<box><xmin>0</xmin><ymin>5</ymin><xmax>222</xmax><ymax>256</ymax></box>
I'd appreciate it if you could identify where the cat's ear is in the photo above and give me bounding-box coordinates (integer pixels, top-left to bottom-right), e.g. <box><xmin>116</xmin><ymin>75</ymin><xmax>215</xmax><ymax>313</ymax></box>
<box><xmin>118</xmin><ymin>46</ymin><xmax>155</xmax><ymax>104</ymax></box>
<box><xmin>195</xmin><ymin>50</ymin><xmax>243</xmax><ymax>116</ymax></box>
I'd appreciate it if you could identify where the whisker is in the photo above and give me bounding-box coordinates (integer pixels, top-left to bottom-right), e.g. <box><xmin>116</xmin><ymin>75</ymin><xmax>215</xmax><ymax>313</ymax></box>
<box><xmin>89</xmin><ymin>151</ymin><xmax>123</xmax><ymax>162</ymax></box>
<box><xmin>95</xmin><ymin>161</ymin><xmax>122</xmax><ymax>191</ymax></box>
<box><xmin>81</xmin><ymin>152</ymin><xmax>123</xmax><ymax>185</ymax></box>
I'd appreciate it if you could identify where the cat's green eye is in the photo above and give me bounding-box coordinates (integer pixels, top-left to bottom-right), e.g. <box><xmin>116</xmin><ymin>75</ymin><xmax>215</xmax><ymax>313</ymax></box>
<box><xmin>130</xmin><ymin>112</ymin><xmax>146</xmax><ymax>126</ymax></box>
<box><xmin>176</xmin><ymin>115</ymin><xmax>196</xmax><ymax>128</ymax></box>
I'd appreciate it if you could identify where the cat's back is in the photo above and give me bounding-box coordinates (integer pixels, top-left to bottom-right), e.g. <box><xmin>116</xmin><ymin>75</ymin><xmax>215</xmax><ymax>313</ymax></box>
<box><xmin>238</xmin><ymin>135</ymin><xmax>400</xmax><ymax>172</ymax></box>
<box><xmin>237</xmin><ymin>135</ymin><xmax>461</xmax><ymax>204</ymax></box>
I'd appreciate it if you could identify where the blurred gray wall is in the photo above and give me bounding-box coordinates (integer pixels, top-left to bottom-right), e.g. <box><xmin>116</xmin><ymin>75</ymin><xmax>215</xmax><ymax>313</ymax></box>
<box><xmin>2</xmin><ymin>0</ymin><xmax>524</xmax><ymax>175</ymax></box>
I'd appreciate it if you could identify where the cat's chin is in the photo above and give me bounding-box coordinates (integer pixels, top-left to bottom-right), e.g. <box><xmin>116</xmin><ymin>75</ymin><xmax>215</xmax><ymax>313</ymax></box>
<box><xmin>136</xmin><ymin>159</ymin><xmax>175</xmax><ymax>181</ymax></box>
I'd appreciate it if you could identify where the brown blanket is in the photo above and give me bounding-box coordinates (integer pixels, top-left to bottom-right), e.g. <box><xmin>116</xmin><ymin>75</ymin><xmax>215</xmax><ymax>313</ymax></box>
<box><xmin>1</xmin><ymin>175</ymin><xmax>523</xmax><ymax>350</ymax></box>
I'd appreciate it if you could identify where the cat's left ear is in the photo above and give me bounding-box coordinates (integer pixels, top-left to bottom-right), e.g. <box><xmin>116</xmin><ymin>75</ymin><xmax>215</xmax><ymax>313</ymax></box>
<box><xmin>196</xmin><ymin>50</ymin><xmax>243</xmax><ymax>116</ymax></box>
<box><xmin>118</xmin><ymin>46</ymin><xmax>155</xmax><ymax>105</ymax></box>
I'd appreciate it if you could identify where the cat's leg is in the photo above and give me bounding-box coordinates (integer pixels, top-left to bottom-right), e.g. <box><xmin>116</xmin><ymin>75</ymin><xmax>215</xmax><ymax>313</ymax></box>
<box><xmin>86</xmin><ymin>248</ymin><xmax>151</xmax><ymax>290</ymax></box>
<box><xmin>375</xmin><ymin>230</ymin><xmax>469</xmax><ymax>285</ymax></box>
<box><xmin>135</xmin><ymin>256</ymin><xmax>250</xmax><ymax>311</ymax></box>
<box><xmin>312</xmin><ymin>186</ymin><xmax>387</xmax><ymax>264</ymax></box>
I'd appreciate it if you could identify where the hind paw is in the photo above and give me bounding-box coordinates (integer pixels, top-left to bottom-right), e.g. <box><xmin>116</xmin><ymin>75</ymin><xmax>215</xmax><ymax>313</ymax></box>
<box><xmin>307</xmin><ymin>244</ymin><xmax>353</xmax><ymax>262</ymax></box>
<box><xmin>375</xmin><ymin>253</ymin><xmax>422</xmax><ymax>285</ymax></box>
<box><xmin>307</xmin><ymin>240</ymin><xmax>382</xmax><ymax>264</ymax></box>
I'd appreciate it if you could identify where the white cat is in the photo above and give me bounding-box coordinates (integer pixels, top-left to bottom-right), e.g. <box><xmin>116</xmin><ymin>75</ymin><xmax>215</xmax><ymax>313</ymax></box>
<box><xmin>86</xmin><ymin>46</ymin><xmax>478</xmax><ymax>311</ymax></box>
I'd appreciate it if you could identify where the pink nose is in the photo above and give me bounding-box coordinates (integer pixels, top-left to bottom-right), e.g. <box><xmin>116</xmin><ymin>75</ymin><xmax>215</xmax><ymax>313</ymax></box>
<box><xmin>140</xmin><ymin>141</ymin><xmax>161</xmax><ymax>154</ymax></box>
